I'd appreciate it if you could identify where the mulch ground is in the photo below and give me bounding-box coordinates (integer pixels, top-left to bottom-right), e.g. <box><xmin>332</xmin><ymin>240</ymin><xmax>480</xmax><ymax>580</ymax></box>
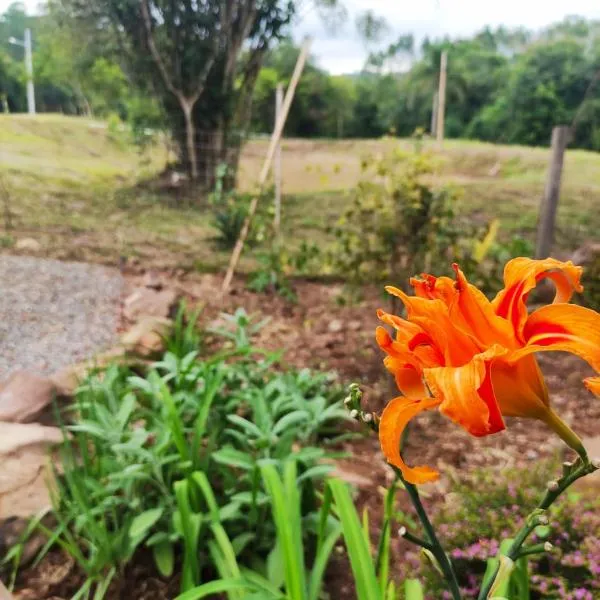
<box><xmin>10</xmin><ymin>268</ymin><xmax>600</xmax><ymax>599</ymax></box>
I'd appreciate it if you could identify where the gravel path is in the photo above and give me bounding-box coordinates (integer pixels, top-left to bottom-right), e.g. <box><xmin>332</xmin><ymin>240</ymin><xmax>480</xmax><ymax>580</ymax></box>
<box><xmin>0</xmin><ymin>255</ymin><xmax>123</xmax><ymax>378</ymax></box>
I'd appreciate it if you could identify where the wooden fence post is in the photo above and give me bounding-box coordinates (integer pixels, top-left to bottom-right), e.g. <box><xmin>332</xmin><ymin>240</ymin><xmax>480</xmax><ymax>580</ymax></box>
<box><xmin>436</xmin><ymin>51</ymin><xmax>447</xmax><ymax>143</ymax></box>
<box><xmin>430</xmin><ymin>91</ymin><xmax>438</xmax><ymax>136</ymax></box>
<box><xmin>274</xmin><ymin>83</ymin><xmax>283</xmax><ymax>235</ymax></box>
<box><xmin>221</xmin><ymin>37</ymin><xmax>311</xmax><ymax>293</ymax></box>
<box><xmin>536</xmin><ymin>125</ymin><xmax>570</xmax><ymax>258</ymax></box>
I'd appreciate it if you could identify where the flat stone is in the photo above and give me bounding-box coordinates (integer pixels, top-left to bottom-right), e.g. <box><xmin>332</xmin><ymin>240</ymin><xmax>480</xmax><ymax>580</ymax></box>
<box><xmin>15</xmin><ymin>238</ymin><xmax>41</xmax><ymax>252</ymax></box>
<box><xmin>0</xmin><ymin>371</ymin><xmax>57</xmax><ymax>423</ymax></box>
<box><xmin>120</xmin><ymin>316</ymin><xmax>173</xmax><ymax>357</ymax></box>
<box><xmin>0</xmin><ymin>423</ymin><xmax>62</xmax><ymax>520</ymax></box>
<box><xmin>123</xmin><ymin>287</ymin><xmax>179</xmax><ymax>321</ymax></box>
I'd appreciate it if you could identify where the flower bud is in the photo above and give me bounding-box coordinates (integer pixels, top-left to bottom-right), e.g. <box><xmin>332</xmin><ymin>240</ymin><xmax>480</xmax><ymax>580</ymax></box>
<box><xmin>363</xmin><ymin>413</ymin><xmax>373</xmax><ymax>423</ymax></box>
<box><xmin>591</xmin><ymin>457</ymin><xmax>600</xmax><ymax>470</ymax></box>
<box><xmin>544</xmin><ymin>542</ymin><xmax>553</xmax><ymax>552</ymax></box>
<box><xmin>547</xmin><ymin>480</ymin><xmax>560</xmax><ymax>492</ymax></box>
<box><xmin>349</xmin><ymin>409</ymin><xmax>359</xmax><ymax>419</ymax></box>
<box><xmin>536</xmin><ymin>514</ymin><xmax>549</xmax><ymax>525</ymax></box>
<box><xmin>398</xmin><ymin>526</ymin><xmax>407</xmax><ymax>537</ymax></box>
<box><xmin>344</xmin><ymin>396</ymin><xmax>352</xmax><ymax>406</ymax></box>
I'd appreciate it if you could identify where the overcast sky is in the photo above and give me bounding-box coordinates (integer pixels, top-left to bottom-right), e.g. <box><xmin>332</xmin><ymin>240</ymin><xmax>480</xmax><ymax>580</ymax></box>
<box><xmin>4</xmin><ymin>0</ymin><xmax>600</xmax><ymax>74</ymax></box>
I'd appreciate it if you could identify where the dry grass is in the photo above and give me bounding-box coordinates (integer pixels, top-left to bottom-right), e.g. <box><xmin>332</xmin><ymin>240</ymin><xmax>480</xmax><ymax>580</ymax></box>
<box><xmin>1</xmin><ymin>115</ymin><xmax>598</xmax><ymax>270</ymax></box>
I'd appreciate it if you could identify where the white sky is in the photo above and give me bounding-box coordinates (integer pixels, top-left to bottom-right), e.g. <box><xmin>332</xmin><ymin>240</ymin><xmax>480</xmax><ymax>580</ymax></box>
<box><xmin>4</xmin><ymin>0</ymin><xmax>600</xmax><ymax>74</ymax></box>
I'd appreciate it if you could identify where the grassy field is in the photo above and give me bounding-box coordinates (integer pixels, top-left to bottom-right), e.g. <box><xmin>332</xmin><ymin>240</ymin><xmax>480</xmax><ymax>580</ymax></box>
<box><xmin>1</xmin><ymin>114</ymin><xmax>598</xmax><ymax>271</ymax></box>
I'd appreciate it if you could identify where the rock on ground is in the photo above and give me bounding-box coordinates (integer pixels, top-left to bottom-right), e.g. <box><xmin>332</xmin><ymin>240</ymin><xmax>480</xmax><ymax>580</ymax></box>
<box><xmin>0</xmin><ymin>255</ymin><xmax>123</xmax><ymax>378</ymax></box>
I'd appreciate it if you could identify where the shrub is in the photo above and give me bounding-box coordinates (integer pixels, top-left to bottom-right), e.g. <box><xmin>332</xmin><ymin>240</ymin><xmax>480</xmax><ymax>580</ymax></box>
<box><xmin>209</xmin><ymin>165</ymin><xmax>269</xmax><ymax>249</ymax></box>
<box><xmin>329</xmin><ymin>145</ymin><xmax>462</xmax><ymax>290</ymax></box>
<box><xmin>416</xmin><ymin>460</ymin><xmax>600</xmax><ymax>599</ymax></box>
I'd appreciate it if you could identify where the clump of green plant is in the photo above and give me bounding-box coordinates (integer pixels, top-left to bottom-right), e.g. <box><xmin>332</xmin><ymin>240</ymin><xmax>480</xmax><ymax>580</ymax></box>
<box><xmin>178</xmin><ymin>461</ymin><xmax>426</xmax><ymax>600</ymax></box>
<box><xmin>247</xmin><ymin>242</ymin><xmax>322</xmax><ymax>302</ymax></box>
<box><xmin>210</xmin><ymin>165</ymin><xmax>269</xmax><ymax>249</ymax></box>
<box><xmin>414</xmin><ymin>460</ymin><xmax>600</xmax><ymax>599</ymax></box>
<box><xmin>248</xmin><ymin>247</ymin><xmax>297</xmax><ymax>301</ymax></box>
<box><xmin>28</xmin><ymin>309</ymin><xmax>349</xmax><ymax>598</ymax></box>
<box><xmin>329</xmin><ymin>146</ymin><xmax>462</xmax><ymax>291</ymax></box>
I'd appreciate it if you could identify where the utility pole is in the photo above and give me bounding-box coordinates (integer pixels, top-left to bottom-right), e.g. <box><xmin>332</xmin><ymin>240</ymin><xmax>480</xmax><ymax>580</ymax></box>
<box><xmin>436</xmin><ymin>51</ymin><xmax>447</xmax><ymax>143</ymax></box>
<box><xmin>274</xmin><ymin>83</ymin><xmax>283</xmax><ymax>235</ymax></box>
<box><xmin>9</xmin><ymin>28</ymin><xmax>36</xmax><ymax>115</ymax></box>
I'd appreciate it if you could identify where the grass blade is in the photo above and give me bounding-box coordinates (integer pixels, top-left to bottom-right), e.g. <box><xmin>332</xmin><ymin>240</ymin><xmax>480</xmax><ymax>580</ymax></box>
<box><xmin>329</xmin><ymin>479</ymin><xmax>381</xmax><ymax>600</ymax></box>
<box><xmin>260</xmin><ymin>461</ymin><xmax>307</xmax><ymax>600</ymax></box>
<box><xmin>175</xmin><ymin>580</ymin><xmax>253</xmax><ymax>600</ymax></box>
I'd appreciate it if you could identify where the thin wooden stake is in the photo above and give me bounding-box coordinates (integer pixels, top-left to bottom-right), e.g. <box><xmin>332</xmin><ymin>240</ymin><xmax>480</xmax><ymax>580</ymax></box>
<box><xmin>222</xmin><ymin>37</ymin><xmax>311</xmax><ymax>293</ymax></box>
<box><xmin>436</xmin><ymin>51</ymin><xmax>447</xmax><ymax>143</ymax></box>
<box><xmin>274</xmin><ymin>83</ymin><xmax>284</xmax><ymax>235</ymax></box>
<box><xmin>536</xmin><ymin>125</ymin><xmax>570</xmax><ymax>258</ymax></box>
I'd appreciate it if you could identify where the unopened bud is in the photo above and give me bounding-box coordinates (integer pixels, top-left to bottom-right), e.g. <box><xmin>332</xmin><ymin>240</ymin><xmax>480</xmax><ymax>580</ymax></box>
<box><xmin>537</xmin><ymin>514</ymin><xmax>549</xmax><ymax>525</ymax></box>
<box><xmin>344</xmin><ymin>396</ymin><xmax>352</xmax><ymax>406</ymax></box>
<box><xmin>349</xmin><ymin>409</ymin><xmax>359</xmax><ymax>419</ymax></box>
<box><xmin>547</xmin><ymin>480</ymin><xmax>560</xmax><ymax>492</ymax></box>
<box><xmin>544</xmin><ymin>542</ymin><xmax>553</xmax><ymax>552</ymax></box>
<box><xmin>398</xmin><ymin>526</ymin><xmax>407</xmax><ymax>537</ymax></box>
<box><xmin>363</xmin><ymin>413</ymin><xmax>373</xmax><ymax>423</ymax></box>
<box><xmin>591</xmin><ymin>457</ymin><xmax>600</xmax><ymax>470</ymax></box>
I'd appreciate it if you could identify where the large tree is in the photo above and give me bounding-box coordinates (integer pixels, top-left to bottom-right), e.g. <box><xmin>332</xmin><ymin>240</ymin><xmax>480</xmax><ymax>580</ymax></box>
<box><xmin>55</xmin><ymin>0</ymin><xmax>336</xmax><ymax>188</ymax></box>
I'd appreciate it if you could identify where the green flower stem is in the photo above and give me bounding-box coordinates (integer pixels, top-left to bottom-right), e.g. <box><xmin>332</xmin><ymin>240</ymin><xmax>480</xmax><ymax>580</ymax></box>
<box><xmin>393</xmin><ymin>466</ymin><xmax>462</xmax><ymax>600</ymax></box>
<box><xmin>477</xmin><ymin>457</ymin><xmax>598</xmax><ymax>600</ymax></box>
<box><xmin>541</xmin><ymin>408</ymin><xmax>588</xmax><ymax>462</ymax></box>
<box><xmin>515</xmin><ymin>543</ymin><xmax>551</xmax><ymax>558</ymax></box>
<box><xmin>399</xmin><ymin>526</ymin><xmax>434</xmax><ymax>551</ymax></box>
<box><xmin>346</xmin><ymin>386</ymin><xmax>461</xmax><ymax>599</ymax></box>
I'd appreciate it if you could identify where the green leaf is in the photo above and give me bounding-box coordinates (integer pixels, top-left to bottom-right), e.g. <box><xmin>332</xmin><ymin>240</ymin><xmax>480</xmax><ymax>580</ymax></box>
<box><xmin>296</xmin><ymin>465</ymin><xmax>333</xmax><ymax>484</ymax></box>
<box><xmin>232</xmin><ymin>532</ymin><xmax>255</xmax><ymax>556</ymax></box>
<box><xmin>227</xmin><ymin>415</ymin><xmax>264</xmax><ymax>438</ymax></box>
<box><xmin>307</xmin><ymin>522</ymin><xmax>342</xmax><ymax>600</ymax></box>
<box><xmin>403</xmin><ymin>579</ymin><xmax>424</xmax><ymax>600</ymax></box>
<box><xmin>272</xmin><ymin>410</ymin><xmax>309</xmax><ymax>436</ymax></box>
<box><xmin>328</xmin><ymin>479</ymin><xmax>381</xmax><ymax>600</ymax></box>
<box><xmin>153</xmin><ymin>540</ymin><xmax>175</xmax><ymax>578</ymax></box>
<box><xmin>129</xmin><ymin>507</ymin><xmax>164</xmax><ymax>539</ymax></box>
<box><xmin>267</xmin><ymin>542</ymin><xmax>285</xmax><ymax>589</ymax></box>
<box><xmin>260</xmin><ymin>461</ymin><xmax>307</xmax><ymax>600</ymax></box>
<box><xmin>175</xmin><ymin>580</ymin><xmax>253</xmax><ymax>600</ymax></box>
<box><xmin>213</xmin><ymin>448</ymin><xmax>255</xmax><ymax>470</ymax></box>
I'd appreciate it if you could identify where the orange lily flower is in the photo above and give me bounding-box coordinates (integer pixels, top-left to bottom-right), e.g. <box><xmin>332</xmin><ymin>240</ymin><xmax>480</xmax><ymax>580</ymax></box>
<box><xmin>376</xmin><ymin>257</ymin><xmax>600</xmax><ymax>485</ymax></box>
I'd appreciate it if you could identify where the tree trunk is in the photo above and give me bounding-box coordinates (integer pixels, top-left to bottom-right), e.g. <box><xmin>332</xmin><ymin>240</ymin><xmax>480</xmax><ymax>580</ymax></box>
<box><xmin>182</xmin><ymin>100</ymin><xmax>198</xmax><ymax>181</ymax></box>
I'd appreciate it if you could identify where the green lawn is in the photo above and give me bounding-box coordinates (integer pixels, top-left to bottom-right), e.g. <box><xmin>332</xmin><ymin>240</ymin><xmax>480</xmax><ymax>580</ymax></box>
<box><xmin>1</xmin><ymin>115</ymin><xmax>598</xmax><ymax>270</ymax></box>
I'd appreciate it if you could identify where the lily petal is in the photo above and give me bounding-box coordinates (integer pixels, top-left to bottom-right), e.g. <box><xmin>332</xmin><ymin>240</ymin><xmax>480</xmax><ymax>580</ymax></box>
<box><xmin>410</xmin><ymin>274</ymin><xmax>455</xmax><ymax>305</ymax></box>
<box><xmin>450</xmin><ymin>264</ymin><xmax>517</xmax><ymax>348</ymax></box>
<box><xmin>379</xmin><ymin>396</ymin><xmax>441</xmax><ymax>484</ymax></box>
<box><xmin>424</xmin><ymin>346</ymin><xmax>507</xmax><ymax>437</ymax></box>
<box><xmin>385</xmin><ymin>286</ymin><xmax>481</xmax><ymax>366</ymax></box>
<box><xmin>492</xmin><ymin>258</ymin><xmax>583</xmax><ymax>340</ymax></box>
<box><xmin>491</xmin><ymin>355</ymin><xmax>550</xmax><ymax>419</ymax></box>
<box><xmin>585</xmin><ymin>377</ymin><xmax>600</xmax><ymax>396</ymax></box>
<box><xmin>382</xmin><ymin>357</ymin><xmax>428</xmax><ymax>398</ymax></box>
<box><xmin>515</xmin><ymin>303</ymin><xmax>600</xmax><ymax>372</ymax></box>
